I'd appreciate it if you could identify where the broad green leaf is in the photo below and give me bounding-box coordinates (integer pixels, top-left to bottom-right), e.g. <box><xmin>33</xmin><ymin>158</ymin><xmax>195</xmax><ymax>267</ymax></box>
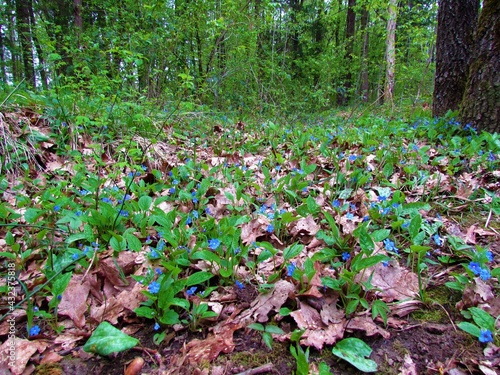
<box><xmin>138</xmin><ymin>196</ymin><xmax>152</xmax><ymax>211</ymax></box>
<box><xmin>265</xmin><ymin>325</ymin><xmax>285</xmax><ymax>334</ymax></box>
<box><xmin>134</xmin><ymin>306</ymin><xmax>156</xmax><ymax>319</ymax></box>
<box><xmin>469</xmin><ymin>307</ymin><xmax>495</xmax><ymax>331</ymax></box>
<box><xmin>338</xmin><ymin>188</ymin><xmax>353</xmax><ymax>199</ymax></box>
<box><xmin>123</xmin><ymin>231</ymin><xmax>142</xmax><ymax>252</ymax></box>
<box><xmin>409</xmin><ymin>214</ymin><xmax>422</xmax><ymax>240</ymax></box>
<box><xmin>283</xmin><ymin>243</ymin><xmax>304</xmax><ymax>261</ymax></box>
<box><xmin>83</xmin><ymin>322</ymin><xmax>139</xmax><ymax>356</ymax></box>
<box><xmin>192</xmin><ymin>250</ymin><xmax>221</xmax><ymax>264</ymax></box>
<box><xmin>248</xmin><ymin>323</ymin><xmax>265</xmax><ymax>331</ymax></box>
<box><xmin>186</xmin><ymin>271</ymin><xmax>214</xmax><ymax>286</ymax></box>
<box><xmin>332</xmin><ymin>338</ymin><xmax>377</xmax><ymax>373</ymax></box>
<box><xmin>5</xmin><ymin>231</ymin><xmax>15</xmax><ymax>246</ymax></box>
<box><xmin>24</xmin><ymin>208</ymin><xmax>43</xmax><ymax>224</ymax></box>
<box><xmin>457</xmin><ymin>322</ymin><xmax>481</xmax><ymax>337</ymax></box>
<box><xmin>351</xmin><ymin>254</ymin><xmax>388</xmax><ymax>272</ymax></box>
<box><xmin>110</xmin><ymin>235</ymin><xmax>126</xmax><ymax>252</ymax></box>
<box><xmin>357</xmin><ymin>226</ymin><xmax>374</xmax><ymax>254</ymax></box>
<box><xmin>262</xmin><ymin>332</ymin><xmax>273</xmax><ymax>350</ymax></box>
<box><xmin>371</xmin><ymin>229</ymin><xmax>390</xmax><ymax>242</ymax></box>
<box><xmin>0</xmin><ymin>251</ymin><xmax>16</xmax><ymax>259</ymax></box>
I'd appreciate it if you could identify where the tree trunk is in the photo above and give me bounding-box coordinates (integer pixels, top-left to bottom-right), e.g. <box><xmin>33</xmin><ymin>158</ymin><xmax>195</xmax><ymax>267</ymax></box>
<box><xmin>384</xmin><ymin>0</ymin><xmax>397</xmax><ymax>105</ymax></box>
<box><xmin>360</xmin><ymin>6</ymin><xmax>370</xmax><ymax>102</ymax></box>
<box><xmin>433</xmin><ymin>0</ymin><xmax>479</xmax><ymax>117</ymax></box>
<box><xmin>15</xmin><ymin>0</ymin><xmax>36</xmax><ymax>87</ymax></box>
<box><xmin>337</xmin><ymin>0</ymin><xmax>356</xmax><ymax>106</ymax></box>
<box><xmin>29</xmin><ymin>4</ymin><xmax>48</xmax><ymax>89</ymax></box>
<box><xmin>460</xmin><ymin>0</ymin><xmax>500</xmax><ymax>133</ymax></box>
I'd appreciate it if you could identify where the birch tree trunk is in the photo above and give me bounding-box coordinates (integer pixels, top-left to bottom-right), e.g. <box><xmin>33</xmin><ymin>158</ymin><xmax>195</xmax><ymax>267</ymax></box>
<box><xmin>384</xmin><ymin>0</ymin><xmax>397</xmax><ymax>105</ymax></box>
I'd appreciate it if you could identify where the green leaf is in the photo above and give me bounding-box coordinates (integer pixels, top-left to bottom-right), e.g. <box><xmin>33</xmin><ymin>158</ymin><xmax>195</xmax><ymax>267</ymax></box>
<box><xmin>262</xmin><ymin>332</ymin><xmax>273</xmax><ymax>350</ymax></box>
<box><xmin>457</xmin><ymin>322</ymin><xmax>481</xmax><ymax>338</ymax></box>
<box><xmin>138</xmin><ymin>196</ymin><xmax>153</xmax><ymax>211</ymax></box>
<box><xmin>248</xmin><ymin>323</ymin><xmax>265</xmax><ymax>331</ymax></box>
<box><xmin>469</xmin><ymin>307</ymin><xmax>495</xmax><ymax>331</ymax></box>
<box><xmin>357</xmin><ymin>226</ymin><xmax>374</xmax><ymax>255</ymax></box>
<box><xmin>186</xmin><ymin>271</ymin><xmax>214</xmax><ymax>286</ymax></box>
<box><xmin>192</xmin><ymin>250</ymin><xmax>221</xmax><ymax>264</ymax></box>
<box><xmin>265</xmin><ymin>325</ymin><xmax>285</xmax><ymax>334</ymax></box>
<box><xmin>110</xmin><ymin>235</ymin><xmax>127</xmax><ymax>252</ymax></box>
<box><xmin>134</xmin><ymin>306</ymin><xmax>156</xmax><ymax>319</ymax></box>
<box><xmin>24</xmin><ymin>208</ymin><xmax>43</xmax><ymax>223</ymax></box>
<box><xmin>283</xmin><ymin>243</ymin><xmax>304</xmax><ymax>261</ymax></box>
<box><xmin>351</xmin><ymin>254</ymin><xmax>388</xmax><ymax>272</ymax></box>
<box><xmin>332</xmin><ymin>338</ymin><xmax>377</xmax><ymax>372</ymax></box>
<box><xmin>123</xmin><ymin>231</ymin><xmax>142</xmax><ymax>252</ymax></box>
<box><xmin>0</xmin><ymin>251</ymin><xmax>16</xmax><ymax>259</ymax></box>
<box><xmin>371</xmin><ymin>229</ymin><xmax>390</xmax><ymax>243</ymax></box>
<box><xmin>83</xmin><ymin>322</ymin><xmax>139</xmax><ymax>356</ymax></box>
<box><xmin>409</xmin><ymin>214</ymin><xmax>422</xmax><ymax>240</ymax></box>
<box><xmin>5</xmin><ymin>231</ymin><xmax>15</xmax><ymax>246</ymax></box>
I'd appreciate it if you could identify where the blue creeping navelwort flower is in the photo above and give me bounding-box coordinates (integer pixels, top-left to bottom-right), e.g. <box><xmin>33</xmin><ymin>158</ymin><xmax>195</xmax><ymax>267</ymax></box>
<box><xmin>186</xmin><ymin>286</ymin><xmax>198</xmax><ymax>296</ymax></box>
<box><xmin>267</xmin><ymin>224</ymin><xmax>274</xmax><ymax>233</ymax></box>
<box><xmin>235</xmin><ymin>280</ymin><xmax>244</xmax><ymax>289</ymax></box>
<box><xmin>148</xmin><ymin>281</ymin><xmax>160</xmax><ymax>294</ymax></box>
<box><xmin>479</xmin><ymin>268</ymin><xmax>491</xmax><ymax>281</ymax></box>
<box><xmin>485</xmin><ymin>251</ymin><xmax>494</xmax><ymax>262</ymax></box>
<box><xmin>479</xmin><ymin>329</ymin><xmax>493</xmax><ymax>343</ymax></box>
<box><xmin>468</xmin><ymin>261</ymin><xmax>481</xmax><ymax>275</ymax></box>
<box><xmin>208</xmin><ymin>239</ymin><xmax>221</xmax><ymax>250</ymax></box>
<box><xmin>332</xmin><ymin>199</ymin><xmax>341</xmax><ymax>208</ymax></box>
<box><xmin>433</xmin><ymin>234</ymin><xmax>443</xmax><ymax>246</ymax></box>
<box><xmin>54</xmin><ymin>205</ymin><xmax>61</xmax><ymax>212</ymax></box>
<box><xmin>345</xmin><ymin>212</ymin><xmax>354</xmax><ymax>220</ymax></box>
<box><xmin>102</xmin><ymin>197</ymin><xmax>112</xmax><ymax>203</ymax></box>
<box><xmin>153</xmin><ymin>322</ymin><xmax>160</xmax><ymax>331</ymax></box>
<box><xmin>342</xmin><ymin>252</ymin><xmax>351</xmax><ymax>261</ymax></box>
<box><xmin>287</xmin><ymin>263</ymin><xmax>296</xmax><ymax>277</ymax></box>
<box><xmin>29</xmin><ymin>325</ymin><xmax>41</xmax><ymax>336</ymax></box>
<box><xmin>383</xmin><ymin>239</ymin><xmax>398</xmax><ymax>253</ymax></box>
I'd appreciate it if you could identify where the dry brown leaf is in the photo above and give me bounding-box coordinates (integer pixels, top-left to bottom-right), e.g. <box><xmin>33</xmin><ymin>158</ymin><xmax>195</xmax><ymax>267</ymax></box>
<box><xmin>358</xmin><ymin>262</ymin><xmax>419</xmax><ymax>302</ymax></box>
<box><xmin>398</xmin><ymin>353</ymin><xmax>418</xmax><ymax>375</ymax></box>
<box><xmin>58</xmin><ymin>274</ymin><xmax>91</xmax><ymax>329</ymax></box>
<box><xmin>0</xmin><ymin>338</ymin><xmax>48</xmax><ymax>375</ymax></box>
<box><xmin>288</xmin><ymin>215</ymin><xmax>320</xmax><ymax>238</ymax></box>
<box><xmin>346</xmin><ymin>316</ymin><xmax>390</xmax><ymax>338</ymax></box>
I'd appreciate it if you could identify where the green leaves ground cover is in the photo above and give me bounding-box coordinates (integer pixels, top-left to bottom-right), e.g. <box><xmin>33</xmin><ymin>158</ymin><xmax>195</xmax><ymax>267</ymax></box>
<box><xmin>0</xmin><ymin>104</ymin><xmax>499</xmax><ymax>372</ymax></box>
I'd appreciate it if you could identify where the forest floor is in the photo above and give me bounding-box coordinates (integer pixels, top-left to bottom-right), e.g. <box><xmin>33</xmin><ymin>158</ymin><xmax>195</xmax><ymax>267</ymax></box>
<box><xmin>0</xmin><ymin>106</ymin><xmax>499</xmax><ymax>375</ymax></box>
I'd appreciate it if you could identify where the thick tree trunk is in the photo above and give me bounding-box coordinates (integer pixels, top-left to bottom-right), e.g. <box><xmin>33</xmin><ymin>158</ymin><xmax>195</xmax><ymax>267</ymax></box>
<box><xmin>460</xmin><ymin>0</ymin><xmax>500</xmax><ymax>133</ymax></box>
<box><xmin>15</xmin><ymin>0</ymin><xmax>36</xmax><ymax>87</ymax></box>
<box><xmin>337</xmin><ymin>0</ymin><xmax>356</xmax><ymax>106</ymax></box>
<box><xmin>384</xmin><ymin>0</ymin><xmax>397</xmax><ymax>105</ymax></box>
<box><xmin>433</xmin><ymin>0</ymin><xmax>479</xmax><ymax>117</ymax></box>
<box><xmin>29</xmin><ymin>4</ymin><xmax>48</xmax><ymax>89</ymax></box>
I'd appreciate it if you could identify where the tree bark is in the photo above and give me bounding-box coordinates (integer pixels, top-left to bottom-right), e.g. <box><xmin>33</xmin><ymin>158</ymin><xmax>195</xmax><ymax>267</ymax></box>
<box><xmin>337</xmin><ymin>0</ymin><xmax>356</xmax><ymax>106</ymax></box>
<box><xmin>432</xmin><ymin>0</ymin><xmax>479</xmax><ymax>117</ymax></box>
<box><xmin>15</xmin><ymin>0</ymin><xmax>36</xmax><ymax>87</ymax></box>
<box><xmin>384</xmin><ymin>0</ymin><xmax>397</xmax><ymax>105</ymax></box>
<box><xmin>360</xmin><ymin>6</ymin><xmax>370</xmax><ymax>102</ymax></box>
<box><xmin>460</xmin><ymin>0</ymin><xmax>500</xmax><ymax>133</ymax></box>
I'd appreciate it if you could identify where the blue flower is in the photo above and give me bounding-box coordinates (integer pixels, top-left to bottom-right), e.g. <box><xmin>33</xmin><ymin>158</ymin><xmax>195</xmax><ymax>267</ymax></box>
<box><xmin>267</xmin><ymin>224</ymin><xmax>274</xmax><ymax>233</ymax></box>
<box><xmin>468</xmin><ymin>262</ymin><xmax>481</xmax><ymax>275</ymax></box>
<box><xmin>192</xmin><ymin>210</ymin><xmax>199</xmax><ymax>219</ymax></box>
<box><xmin>433</xmin><ymin>234</ymin><xmax>443</xmax><ymax>246</ymax></box>
<box><xmin>186</xmin><ymin>286</ymin><xmax>198</xmax><ymax>296</ymax></box>
<box><xmin>79</xmin><ymin>189</ymin><xmax>89</xmax><ymax>196</ymax></box>
<box><xmin>485</xmin><ymin>251</ymin><xmax>494</xmax><ymax>262</ymax></box>
<box><xmin>54</xmin><ymin>205</ymin><xmax>61</xmax><ymax>212</ymax></box>
<box><xmin>275</xmin><ymin>165</ymin><xmax>281</xmax><ymax>171</ymax></box>
<box><xmin>119</xmin><ymin>210</ymin><xmax>129</xmax><ymax>217</ymax></box>
<box><xmin>479</xmin><ymin>329</ymin><xmax>493</xmax><ymax>343</ymax></box>
<box><xmin>186</xmin><ymin>216</ymin><xmax>192</xmax><ymax>225</ymax></box>
<box><xmin>332</xmin><ymin>199</ymin><xmax>341</xmax><ymax>208</ymax></box>
<box><xmin>208</xmin><ymin>238</ymin><xmax>221</xmax><ymax>250</ymax></box>
<box><xmin>287</xmin><ymin>263</ymin><xmax>296</xmax><ymax>277</ymax></box>
<box><xmin>150</xmin><ymin>250</ymin><xmax>159</xmax><ymax>259</ymax></box>
<box><xmin>72</xmin><ymin>253</ymin><xmax>79</xmax><ymax>260</ymax></box>
<box><xmin>141</xmin><ymin>165</ymin><xmax>147</xmax><ymax>171</ymax></box>
<box><xmin>153</xmin><ymin>322</ymin><xmax>160</xmax><ymax>331</ymax></box>
<box><xmin>378</xmin><ymin>195</ymin><xmax>387</xmax><ymax>202</ymax></box>
<box><xmin>345</xmin><ymin>212</ymin><xmax>354</xmax><ymax>220</ymax></box>
<box><xmin>479</xmin><ymin>268</ymin><xmax>491</xmax><ymax>281</ymax></box>
<box><xmin>155</xmin><ymin>268</ymin><xmax>163</xmax><ymax>275</ymax></box>
<box><xmin>348</xmin><ymin>154</ymin><xmax>357</xmax><ymax>162</ymax></box>
<box><xmin>169</xmin><ymin>187</ymin><xmax>176</xmax><ymax>194</ymax></box>
<box><xmin>205</xmin><ymin>207</ymin><xmax>212</xmax><ymax>216</ymax></box>
<box><xmin>402</xmin><ymin>222</ymin><xmax>410</xmax><ymax>229</ymax></box>
<box><xmin>102</xmin><ymin>197</ymin><xmax>112</xmax><ymax>203</ymax></box>
<box><xmin>235</xmin><ymin>280</ymin><xmax>244</xmax><ymax>289</ymax></box>
<box><xmin>148</xmin><ymin>281</ymin><xmax>160</xmax><ymax>294</ymax></box>
<box><xmin>173</xmin><ymin>179</ymin><xmax>179</xmax><ymax>185</ymax></box>
<box><xmin>29</xmin><ymin>325</ymin><xmax>41</xmax><ymax>336</ymax></box>
<box><xmin>383</xmin><ymin>239</ymin><xmax>398</xmax><ymax>253</ymax></box>
<box><xmin>342</xmin><ymin>252</ymin><xmax>351</xmax><ymax>261</ymax></box>
<box><xmin>75</xmin><ymin>211</ymin><xmax>82</xmax><ymax>216</ymax></box>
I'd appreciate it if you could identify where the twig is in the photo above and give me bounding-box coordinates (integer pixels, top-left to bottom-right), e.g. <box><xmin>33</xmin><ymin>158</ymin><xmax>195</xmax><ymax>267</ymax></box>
<box><xmin>485</xmin><ymin>209</ymin><xmax>492</xmax><ymax>229</ymax></box>
<box><xmin>235</xmin><ymin>363</ymin><xmax>275</xmax><ymax>375</ymax></box>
